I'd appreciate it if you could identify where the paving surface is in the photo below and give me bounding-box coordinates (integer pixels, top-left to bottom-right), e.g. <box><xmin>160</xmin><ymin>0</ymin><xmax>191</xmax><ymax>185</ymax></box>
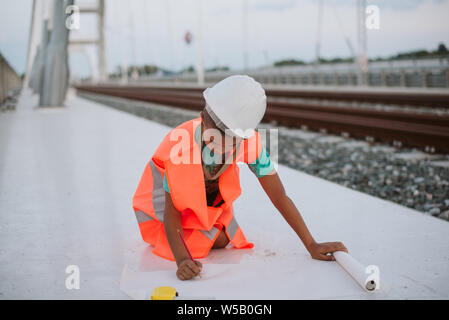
<box><xmin>1</xmin><ymin>89</ymin><xmax>448</xmax><ymax>299</ymax></box>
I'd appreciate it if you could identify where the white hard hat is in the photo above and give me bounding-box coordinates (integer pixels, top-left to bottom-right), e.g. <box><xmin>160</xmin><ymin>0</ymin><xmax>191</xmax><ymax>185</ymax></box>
<box><xmin>203</xmin><ymin>75</ymin><xmax>267</xmax><ymax>139</ymax></box>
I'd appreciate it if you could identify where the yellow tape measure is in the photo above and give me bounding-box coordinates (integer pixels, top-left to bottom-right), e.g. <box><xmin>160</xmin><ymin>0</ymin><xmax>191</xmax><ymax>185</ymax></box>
<box><xmin>150</xmin><ymin>286</ymin><xmax>178</xmax><ymax>300</ymax></box>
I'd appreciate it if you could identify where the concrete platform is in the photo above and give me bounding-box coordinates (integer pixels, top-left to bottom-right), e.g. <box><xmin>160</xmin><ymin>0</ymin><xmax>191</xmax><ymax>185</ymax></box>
<box><xmin>0</xmin><ymin>88</ymin><xmax>448</xmax><ymax>299</ymax></box>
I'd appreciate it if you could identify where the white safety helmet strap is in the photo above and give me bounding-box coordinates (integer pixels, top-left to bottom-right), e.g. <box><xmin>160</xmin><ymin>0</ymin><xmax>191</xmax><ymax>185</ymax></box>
<box><xmin>204</xmin><ymin>103</ymin><xmax>244</xmax><ymax>140</ymax></box>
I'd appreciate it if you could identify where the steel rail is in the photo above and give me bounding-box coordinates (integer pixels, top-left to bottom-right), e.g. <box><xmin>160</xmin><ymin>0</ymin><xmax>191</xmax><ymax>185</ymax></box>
<box><xmin>75</xmin><ymin>85</ymin><xmax>449</xmax><ymax>152</ymax></box>
<box><xmin>77</xmin><ymin>84</ymin><xmax>449</xmax><ymax>108</ymax></box>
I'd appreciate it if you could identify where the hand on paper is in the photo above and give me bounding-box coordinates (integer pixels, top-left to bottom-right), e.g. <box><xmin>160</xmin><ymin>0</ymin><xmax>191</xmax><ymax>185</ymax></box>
<box><xmin>176</xmin><ymin>259</ymin><xmax>203</xmax><ymax>281</ymax></box>
<box><xmin>307</xmin><ymin>241</ymin><xmax>348</xmax><ymax>261</ymax></box>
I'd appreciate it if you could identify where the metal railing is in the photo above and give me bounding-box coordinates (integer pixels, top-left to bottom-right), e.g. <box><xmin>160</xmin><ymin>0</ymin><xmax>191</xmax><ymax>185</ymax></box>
<box><xmin>103</xmin><ymin>57</ymin><xmax>449</xmax><ymax>89</ymax></box>
<box><xmin>0</xmin><ymin>53</ymin><xmax>22</xmax><ymax>104</ymax></box>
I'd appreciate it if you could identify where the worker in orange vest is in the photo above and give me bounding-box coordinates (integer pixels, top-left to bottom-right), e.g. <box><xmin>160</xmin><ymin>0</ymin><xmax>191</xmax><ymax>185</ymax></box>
<box><xmin>132</xmin><ymin>75</ymin><xmax>348</xmax><ymax>281</ymax></box>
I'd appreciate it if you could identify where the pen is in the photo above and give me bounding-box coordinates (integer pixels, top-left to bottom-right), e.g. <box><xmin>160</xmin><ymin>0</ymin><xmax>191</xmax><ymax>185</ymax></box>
<box><xmin>177</xmin><ymin>229</ymin><xmax>202</xmax><ymax>278</ymax></box>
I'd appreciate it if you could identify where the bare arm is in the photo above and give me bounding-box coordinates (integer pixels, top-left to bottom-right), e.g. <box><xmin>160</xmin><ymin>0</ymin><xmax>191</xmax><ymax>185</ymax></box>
<box><xmin>258</xmin><ymin>169</ymin><xmax>348</xmax><ymax>260</ymax></box>
<box><xmin>163</xmin><ymin>191</ymin><xmax>202</xmax><ymax>280</ymax></box>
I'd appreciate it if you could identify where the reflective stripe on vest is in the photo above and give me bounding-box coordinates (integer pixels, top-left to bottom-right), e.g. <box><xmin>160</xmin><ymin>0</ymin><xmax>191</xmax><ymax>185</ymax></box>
<box><xmin>149</xmin><ymin>160</ymin><xmax>165</xmax><ymax>222</ymax></box>
<box><xmin>132</xmin><ymin>158</ymin><xmax>166</xmax><ymax>223</ymax></box>
<box><xmin>134</xmin><ymin>210</ymin><xmax>154</xmax><ymax>224</ymax></box>
<box><xmin>226</xmin><ymin>215</ymin><xmax>239</xmax><ymax>240</ymax></box>
<box><xmin>199</xmin><ymin>226</ymin><xmax>220</xmax><ymax>241</ymax></box>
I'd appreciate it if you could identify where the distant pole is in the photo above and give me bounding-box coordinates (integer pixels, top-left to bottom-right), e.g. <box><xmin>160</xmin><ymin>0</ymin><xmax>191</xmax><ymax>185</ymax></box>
<box><xmin>143</xmin><ymin>0</ymin><xmax>153</xmax><ymax>67</ymax></box>
<box><xmin>332</xmin><ymin>0</ymin><xmax>355</xmax><ymax>59</ymax></box>
<box><xmin>30</xmin><ymin>19</ymin><xmax>50</xmax><ymax>94</ymax></box>
<box><xmin>356</xmin><ymin>0</ymin><xmax>367</xmax><ymax>86</ymax></box>
<box><xmin>68</xmin><ymin>0</ymin><xmax>106</xmax><ymax>83</ymax></box>
<box><xmin>39</xmin><ymin>0</ymin><xmax>73</xmax><ymax>107</ymax></box>
<box><xmin>129</xmin><ymin>1</ymin><xmax>138</xmax><ymax>80</ymax></box>
<box><xmin>120</xmin><ymin>42</ymin><xmax>129</xmax><ymax>84</ymax></box>
<box><xmin>263</xmin><ymin>50</ymin><xmax>269</xmax><ymax>66</ymax></box>
<box><xmin>165</xmin><ymin>0</ymin><xmax>175</xmax><ymax>72</ymax></box>
<box><xmin>196</xmin><ymin>0</ymin><xmax>205</xmax><ymax>85</ymax></box>
<box><xmin>315</xmin><ymin>0</ymin><xmax>324</xmax><ymax>67</ymax></box>
<box><xmin>242</xmin><ymin>0</ymin><xmax>248</xmax><ymax>71</ymax></box>
<box><xmin>118</xmin><ymin>0</ymin><xmax>128</xmax><ymax>84</ymax></box>
<box><xmin>98</xmin><ymin>0</ymin><xmax>106</xmax><ymax>81</ymax></box>
<box><xmin>24</xmin><ymin>0</ymin><xmax>37</xmax><ymax>88</ymax></box>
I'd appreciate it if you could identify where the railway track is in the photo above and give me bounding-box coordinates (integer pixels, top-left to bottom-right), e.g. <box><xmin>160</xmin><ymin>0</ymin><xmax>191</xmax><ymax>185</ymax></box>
<box><xmin>75</xmin><ymin>84</ymin><xmax>449</xmax><ymax>153</ymax></box>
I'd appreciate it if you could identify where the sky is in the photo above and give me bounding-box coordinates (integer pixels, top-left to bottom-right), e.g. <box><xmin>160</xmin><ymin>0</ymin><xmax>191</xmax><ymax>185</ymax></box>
<box><xmin>1</xmin><ymin>0</ymin><xmax>448</xmax><ymax>78</ymax></box>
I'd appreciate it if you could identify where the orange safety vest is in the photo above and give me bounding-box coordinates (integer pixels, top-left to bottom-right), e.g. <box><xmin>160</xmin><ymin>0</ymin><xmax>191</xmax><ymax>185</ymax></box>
<box><xmin>132</xmin><ymin>117</ymin><xmax>263</xmax><ymax>261</ymax></box>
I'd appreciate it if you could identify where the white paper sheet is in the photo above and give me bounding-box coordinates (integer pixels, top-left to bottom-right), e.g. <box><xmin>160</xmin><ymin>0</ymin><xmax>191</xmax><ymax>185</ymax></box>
<box><xmin>333</xmin><ymin>251</ymin><xmax>378</xmax><ymax>291</ymax></box>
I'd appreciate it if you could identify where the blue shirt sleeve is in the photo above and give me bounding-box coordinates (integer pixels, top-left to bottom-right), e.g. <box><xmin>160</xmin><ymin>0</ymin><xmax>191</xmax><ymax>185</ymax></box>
<box><xmin>247</xmin><ymin>146</ymin><xmax>274</xmax><ymax>178</ymax></box>
<box><xmin>163</xmin><ymin>172</ymin><xmax>170</xmax><ymax>193</ymax></box>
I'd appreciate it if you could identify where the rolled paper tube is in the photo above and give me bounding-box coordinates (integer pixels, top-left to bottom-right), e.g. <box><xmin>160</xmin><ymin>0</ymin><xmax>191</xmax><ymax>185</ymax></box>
<box><xmin>333</xmin><ymin>251</ymin><xmax>377</xmax><ymax>291</ymax></box>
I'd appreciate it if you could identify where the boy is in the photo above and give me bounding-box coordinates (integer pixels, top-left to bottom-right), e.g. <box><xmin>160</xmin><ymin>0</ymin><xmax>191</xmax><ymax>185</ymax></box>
<box><xmin>132</xmin><ymin>75</ymin><xmax>348</xmax><ymax>281</ymax></box>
